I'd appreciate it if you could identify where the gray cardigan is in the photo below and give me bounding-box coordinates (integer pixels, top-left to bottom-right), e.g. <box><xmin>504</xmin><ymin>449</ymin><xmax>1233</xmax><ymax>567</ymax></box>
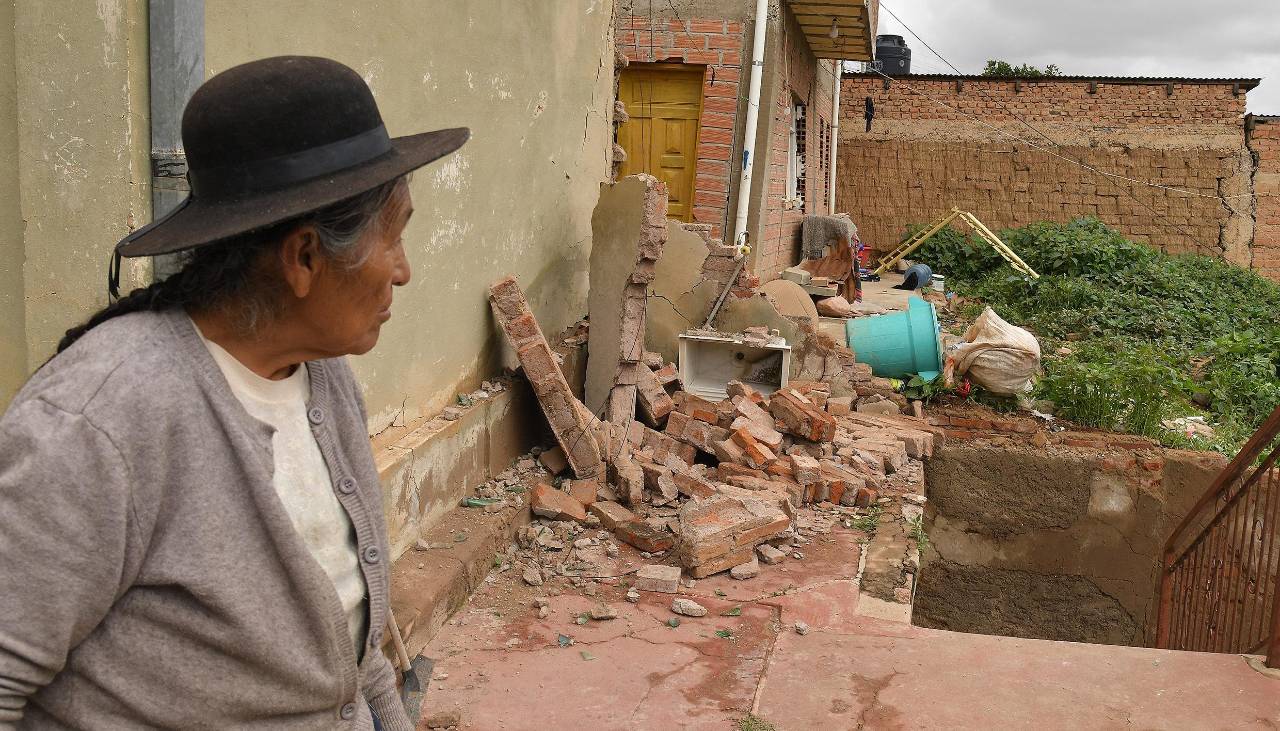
<box><xmin>0</xmin><ymin>310</ymin><xmax>412</xmax><ymax>730</ymax></box>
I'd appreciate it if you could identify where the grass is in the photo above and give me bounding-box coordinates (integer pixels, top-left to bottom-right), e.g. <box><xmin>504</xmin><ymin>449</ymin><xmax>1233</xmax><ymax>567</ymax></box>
<box><xmin>850</xmin><ymin>503</ymin><xmax>883</xmax><ymax>533</ymax></box>
<box><xmin>908</xmin><ymin>217</ymin><xmax>1280</xmax><ymax>454</ymax></box>
<box><xmin>738</xmin><ymin>714</ymin><xmax>778</xmax><ymax>731</ymax></box>
<box><xmin>907</xmin><ymin>514</ymin><xmax>929</xmax><ymax>554</ymax></box>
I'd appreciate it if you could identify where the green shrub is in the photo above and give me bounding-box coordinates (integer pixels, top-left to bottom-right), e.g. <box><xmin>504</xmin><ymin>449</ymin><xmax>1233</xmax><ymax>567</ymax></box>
<box><xmin>903</xmin><ymin>217</ymin><xmax>1280</xmax><ymax>453</ymax></box>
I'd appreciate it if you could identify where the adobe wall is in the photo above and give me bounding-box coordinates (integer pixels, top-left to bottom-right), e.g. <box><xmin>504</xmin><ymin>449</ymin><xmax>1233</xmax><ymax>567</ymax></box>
<box><xmin>1250</xmin><ymin>117</ymin><xmax>1280</xmax><ymax>282</ymax></box>
<box><xmin>915</xmin><ymin>439</ymin><xmax>1224</xmax><ymax>647</ymax></box>
<box><xmin>837</xmin><ymin>75</ymin><xmax>1258</xmax><ymax>271</ymax></box>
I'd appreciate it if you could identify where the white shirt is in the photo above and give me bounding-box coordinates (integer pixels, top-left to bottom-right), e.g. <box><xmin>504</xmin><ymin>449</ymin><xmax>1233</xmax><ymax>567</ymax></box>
<box><xmin>194</xmin><ymin>321</ymin><xmax>368</xmax><ymax>659</ymax></box>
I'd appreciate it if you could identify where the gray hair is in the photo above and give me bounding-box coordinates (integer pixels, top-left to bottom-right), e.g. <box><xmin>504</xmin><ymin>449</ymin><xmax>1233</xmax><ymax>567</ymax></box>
<box><xmin>56</xmin><ymin>176</ymin><xmax>407</xmax><ymax>354</ymax></box>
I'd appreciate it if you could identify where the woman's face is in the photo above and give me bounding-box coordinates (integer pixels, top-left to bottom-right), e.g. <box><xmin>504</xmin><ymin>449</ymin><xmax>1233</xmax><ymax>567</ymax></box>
<box><xmin>299</xmin><ymin>182</ymin><xmax>414</xmax><ymax>357</ymax></box>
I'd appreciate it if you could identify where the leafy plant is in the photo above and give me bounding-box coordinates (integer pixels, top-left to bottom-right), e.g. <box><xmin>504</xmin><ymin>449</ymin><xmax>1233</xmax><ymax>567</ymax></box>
<box><xmin>902</xmin><ymin>373</ymin><xmax>947</xmax><ymax>402</ymax></box>
<box><xmin>850</xmin><ymin>504</ymin><xmax>883</xmax><ymax>533</ymax></box>
<box><xmin>907</xmin><ymin>514</ymin><xmax>929</xmax><ymax>554</ymax></box>
<box><xmin>905</xmin><ymin>217</ymin><xmax>1280</xmax><ymax>454</ymax></box>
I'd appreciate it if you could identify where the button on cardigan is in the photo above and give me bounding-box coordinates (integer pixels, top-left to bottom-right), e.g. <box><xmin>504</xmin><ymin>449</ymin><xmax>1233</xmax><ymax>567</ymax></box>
<box><xmin>0</xmin><ymin>309</ymin><xmax>412</xmax><ymax>730</ymax></box>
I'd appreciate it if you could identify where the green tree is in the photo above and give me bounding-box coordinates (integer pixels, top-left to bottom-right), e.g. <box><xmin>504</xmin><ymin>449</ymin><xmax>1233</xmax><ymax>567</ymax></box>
<box><xmin>982</xmin><ymin>60</ymin><xmax>1063</xmax><ymax>78</ymax></box>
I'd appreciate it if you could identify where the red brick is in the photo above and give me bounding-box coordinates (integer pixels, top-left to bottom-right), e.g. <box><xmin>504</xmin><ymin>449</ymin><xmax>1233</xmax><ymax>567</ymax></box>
<box><xmin>672</xmin><ymin>33</ymin><xmax>706</xmax><ymax>49</ymax></box>
<box><xmin>530</xmin><ymin>483</ymin><xmax>588</xmax><ymax>523</ymax></box>
<box><xmin>683</xmin><ymin>50</ymin><xmax>720</xmax><ymax>65</ymax></box>
<box><xmin>688</xmin><ymin>19</ymin><xmax>726</xmax><ymax>33</ymax></box>
<box><xmin>615</xmin><ymin>520</ymin><xmax>676</xmax><ymax>553</ymax></box>
<box><xmin>705</xmin><ymin>34</ymin><xmax>742</xmax><ymax>50</ymax></box>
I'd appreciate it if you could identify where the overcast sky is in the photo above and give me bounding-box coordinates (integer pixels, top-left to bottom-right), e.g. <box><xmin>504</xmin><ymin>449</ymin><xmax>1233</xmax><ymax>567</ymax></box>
<box><xmin>876</xmin><ymin>0</ymin><xmax>1280</xmax><ymax>113</ymax></box>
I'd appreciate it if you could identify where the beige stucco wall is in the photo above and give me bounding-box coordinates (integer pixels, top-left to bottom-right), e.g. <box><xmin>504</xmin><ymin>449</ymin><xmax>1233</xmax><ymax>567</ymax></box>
<box><xmin>0</xmin><ymin>0</ymin><xmax>151</xmax><ymax>409</ymax></box>
<box><xmin>204</xmin><ymin>0</ymin><xmax>616</xmax><ymax>433</ymax></box>
<box><xmin>0</xmin><ymin>0</ymin><xmax>25</xmax><ymax>406</ymax></box>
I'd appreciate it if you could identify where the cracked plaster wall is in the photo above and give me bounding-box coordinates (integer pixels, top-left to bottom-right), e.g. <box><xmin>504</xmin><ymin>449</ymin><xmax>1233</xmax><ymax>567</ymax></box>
<box><xmin>915</xmin><ymin>443</ymin><xmax>1223</xmax><ymax>647</ymax></box>
<box><xmin>1</xmin><ymin>0</ymin><xmax>152</xmax><ymax>410</ymax></box>
<box><xmin>205</xmin><ymin>0</ymin><xmax>616</xmax><ymax>434</ymax></box>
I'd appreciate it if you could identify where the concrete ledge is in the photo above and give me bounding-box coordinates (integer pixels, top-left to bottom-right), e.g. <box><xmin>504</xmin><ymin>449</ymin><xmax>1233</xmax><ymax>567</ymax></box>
<box><xmin>387</xmin><ymin>502</ymin><xmax>532</xmax><ymax>655</ymax></box>
<box><xmin>371</xmin><ymin>333</ymin><xmax>587</xmax><ymax>561</ymax></box>
<box><xmin>373</xmin><ymin>377</ymin><xmax>540</xmax><ymax>560</ymax></box>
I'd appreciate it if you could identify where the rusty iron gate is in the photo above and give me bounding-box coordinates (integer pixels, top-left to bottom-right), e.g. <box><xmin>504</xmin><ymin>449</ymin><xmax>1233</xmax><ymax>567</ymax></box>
<box><xmin>1157</xmin><ymin>404</ymin><xmax>1280</xmax><ymax>667</ymax></box>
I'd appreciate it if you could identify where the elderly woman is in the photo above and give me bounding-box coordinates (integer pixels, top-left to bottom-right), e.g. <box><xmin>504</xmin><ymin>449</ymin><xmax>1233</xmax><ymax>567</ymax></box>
<box><xmin>0</xmin><ymin>57</ymin><xmax>467</xmax><ymax>730</ymax></box>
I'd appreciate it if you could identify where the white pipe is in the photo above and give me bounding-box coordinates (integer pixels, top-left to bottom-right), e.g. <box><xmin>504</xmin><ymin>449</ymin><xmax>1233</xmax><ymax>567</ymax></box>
<box><xmin>828</xmin><ymin>60</ymin><xmax>841</xmax><ymax>213</ymax></box>
<box><xmin>731</xmin><ymin>0</ymin><xmax>771</xmax><ymax>255</ymax></box>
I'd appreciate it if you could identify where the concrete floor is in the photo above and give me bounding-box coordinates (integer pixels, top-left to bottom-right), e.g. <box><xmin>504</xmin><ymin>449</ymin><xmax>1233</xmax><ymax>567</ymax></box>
<box><xmin>413</xmin><ymin>516</ymin><xmax>1279</xmax><ymax>730</ymax></box>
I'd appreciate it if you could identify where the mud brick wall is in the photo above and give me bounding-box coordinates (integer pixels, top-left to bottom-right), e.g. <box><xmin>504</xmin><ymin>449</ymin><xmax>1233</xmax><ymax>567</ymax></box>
<box><xmin>837</xmin><ymin>75</ymin><xmax>1260</xmax><ymax>272</ymax></box>
<box><xmin>1250</xmin><ymin>117</ymin><xmax>1280</xmax><ymax>282</ymax></box>
<box><xmin>617</xmin><ymin>16</ymin><xmax>745</xmax><ymax>240</ymax></box>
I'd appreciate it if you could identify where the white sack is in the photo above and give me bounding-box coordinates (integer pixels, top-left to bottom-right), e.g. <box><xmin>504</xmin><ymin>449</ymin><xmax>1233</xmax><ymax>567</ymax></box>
<box><xmin>946</xmin><ymin>307</ymin><xmax>1041</xmax><ymax>395</ymax></box>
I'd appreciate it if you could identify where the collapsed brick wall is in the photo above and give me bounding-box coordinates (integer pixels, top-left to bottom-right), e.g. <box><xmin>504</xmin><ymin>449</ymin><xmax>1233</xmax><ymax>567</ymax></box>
<box><xmin>1250</xmin><ymin>118</ymin><xmax>1280</xmax><ymax>282</ymax></box>
<box><xmin>616</xmin><ymin>15</ymin><xmax>746</xmax><ymax>240</ymax></box>
<box><xmin>837</xmin><ymin>75</ymin><xmax>1259</xmax><ymax>272</ymax></box>
<box><xmin>755</xmin><ymin>17</ymin><xmax>837</xmax><ymax>283</ymax></box>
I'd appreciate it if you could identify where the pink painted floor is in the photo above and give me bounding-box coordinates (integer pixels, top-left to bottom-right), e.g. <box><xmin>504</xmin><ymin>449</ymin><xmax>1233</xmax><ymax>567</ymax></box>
<box><xmin>417</xmin><ymin>526</ymin><xmax>1280</xmax><ymax>730</ymax></box>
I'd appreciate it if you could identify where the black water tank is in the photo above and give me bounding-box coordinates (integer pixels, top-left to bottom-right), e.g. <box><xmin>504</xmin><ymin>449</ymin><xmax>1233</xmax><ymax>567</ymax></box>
<box><xmin>876</xmin><ymin>34</ymin><xmax>911</xmax><ymax>76</ymax></box>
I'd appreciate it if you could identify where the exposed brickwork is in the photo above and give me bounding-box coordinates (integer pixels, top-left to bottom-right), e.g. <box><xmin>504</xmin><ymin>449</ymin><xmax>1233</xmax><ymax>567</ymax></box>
<box><xmin>838</xmin><ymin>75</ymin><xmax>1257</xmax><ymax>270</ymax></box>
<box><xmin>489</xmin><ymin>276</ymin><xmax>604</xmax><ymax>478</ymax></box>
<box><xmin>1250</xmin><ymin>118</ymin><xmax>1280</xmax><ymax>282</ymax></box>
<box><xmin>756</xmin><ymin>24</ymin><xmax>838</xmax><ymax>283</ymax></box>
<box><xmin>617</xmin><ymin>16</ymin><xmax>746</xmax><ymax>239</ymax></box>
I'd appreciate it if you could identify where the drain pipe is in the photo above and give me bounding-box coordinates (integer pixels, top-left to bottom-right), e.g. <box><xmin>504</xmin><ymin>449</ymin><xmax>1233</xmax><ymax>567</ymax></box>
<box><xmin>730</xmin><ymin>0</ymin><xmax>771</xmax><ymax>256</ymax></box>
<box><xmin>148</xmin><ymin>0</ymin><xmax>204</xmax><ymax>280</ymax></box>
<box><xmin>828</xmin><ymin>61</ymin><xmax>840</xmax><ymax>213</ymax></box>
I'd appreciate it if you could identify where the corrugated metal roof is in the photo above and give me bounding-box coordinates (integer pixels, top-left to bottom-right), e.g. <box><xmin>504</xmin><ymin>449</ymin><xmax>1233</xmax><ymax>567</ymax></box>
<box><xmin>843</xmin><ymin>71</ymin><xmax>1261</xmax><ymax>90</ymax></box>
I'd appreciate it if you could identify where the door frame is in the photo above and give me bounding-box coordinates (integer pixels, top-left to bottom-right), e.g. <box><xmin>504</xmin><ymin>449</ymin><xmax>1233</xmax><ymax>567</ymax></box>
<box><xmin>618</xmin><ymin>62</ymin><xmax>708</xmax><ymax>223</ymax></box>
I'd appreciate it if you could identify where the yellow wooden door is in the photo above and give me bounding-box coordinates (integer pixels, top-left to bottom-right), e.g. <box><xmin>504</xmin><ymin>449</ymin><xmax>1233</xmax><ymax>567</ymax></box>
<box><xmin>617</xmin><ymin>64</ymin><xmax>705</xmax><ymax>222</ymax></box>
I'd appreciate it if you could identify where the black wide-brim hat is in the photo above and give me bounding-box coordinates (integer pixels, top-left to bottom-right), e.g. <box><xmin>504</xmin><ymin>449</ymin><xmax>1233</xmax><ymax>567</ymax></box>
<box><xmin>117</xmin><ymin>56</ymin><xmax>469</xmax><ymax>257</ymax></box>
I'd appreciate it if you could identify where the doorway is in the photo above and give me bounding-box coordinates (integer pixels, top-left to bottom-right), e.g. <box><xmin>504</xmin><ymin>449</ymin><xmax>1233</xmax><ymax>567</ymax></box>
<box><xmin>617</xmin><ymin>63</ymin><xmax>705</xmax><ymax>222</ymax></box>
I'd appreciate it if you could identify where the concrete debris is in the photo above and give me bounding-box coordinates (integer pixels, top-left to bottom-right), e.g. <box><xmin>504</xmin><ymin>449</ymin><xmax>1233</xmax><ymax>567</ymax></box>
<box><xmin>794</xmin><ymin>621</ymin><xmax>811</xmax><ymax>636</ymax></box>
<box><xmin>538</xmin><ymin>446</ymin><xmax>569</xmax><ymax>475</ymax></box>
<box><xmin>857</xmin><ymin>393</ymin><xmax>901</xmax><ymax>415</ymax></box>
<box><xmin>670</xmin><ymin>598</ymin><xmax>707</xmax><ymax>617</ymax></box>
<box><xmin>815</xmin><ymin>295</ymin><xmax>854</xmax><ymax>318</ymax></box>
<box><xmin>590</xmin><ymin>603</ymin><xmax>618</xmax><ymax>620</ymax></box>
<box><xmin>588</xmin><ymin>500</ymin><xmax>635</xmax><ymax>530</ymax></box>
<box><xmin>730</xmin><ymin>557</ymin><xmax>760</xmax><ymax>580</ymax></box>
<box><xmin>587</xmin><ymin>174</ymin><xmax>669</xmax><ymax>423</ymax></box>
<box><xmin>757</xmin><ymin>543</ymin><xmax>787</xmax><ymax>565</ymax></box>
<box><xmin>634</xmin><ymin>564</ymin><xmax>681</xmax><ymax>594</ymax></box>
<box><xmin>530</xmin><ymin>483</ymin><xmax>588</xmax><ymax>524</ymax></box>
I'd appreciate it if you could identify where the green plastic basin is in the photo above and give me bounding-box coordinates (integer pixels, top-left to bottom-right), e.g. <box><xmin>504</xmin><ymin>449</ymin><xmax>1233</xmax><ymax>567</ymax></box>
<box><xmin>846</xmin><ymin>296</ymin><xmax>943</xmax><ymax>380</ymax></box>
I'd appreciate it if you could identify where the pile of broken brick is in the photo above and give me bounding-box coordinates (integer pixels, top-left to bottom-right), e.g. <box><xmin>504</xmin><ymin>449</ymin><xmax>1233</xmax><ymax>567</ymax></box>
<box><xmin>487</xmin><ymin>273</ymin><xmax>942</xmax><ymax>583</ymax></box>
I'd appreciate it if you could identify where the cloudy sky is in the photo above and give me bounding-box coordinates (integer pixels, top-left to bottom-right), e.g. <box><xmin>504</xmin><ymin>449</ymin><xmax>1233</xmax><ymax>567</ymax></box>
<box><xmin>876</xmin><ymin>0</ymin><xmax>1280</xmax><ymax>113</ymax></box>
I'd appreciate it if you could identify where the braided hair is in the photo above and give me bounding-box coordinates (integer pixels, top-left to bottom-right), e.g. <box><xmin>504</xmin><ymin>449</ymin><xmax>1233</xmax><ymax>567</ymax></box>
<box><xmin>55</xmin><ymin>177</ymin><xmax>405</xmax><ymax>356</ymax></box>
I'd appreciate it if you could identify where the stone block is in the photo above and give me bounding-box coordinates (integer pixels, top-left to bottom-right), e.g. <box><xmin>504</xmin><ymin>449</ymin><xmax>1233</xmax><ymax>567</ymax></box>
<box><xmin>538</xmin><ymin>446</ymin><xmax>569</xmax><ymax>475</ymax></box>
<box><xmin>634</xmin><ymin>564</ymin><xmax>681</xmax><ymax>593</ymax></box>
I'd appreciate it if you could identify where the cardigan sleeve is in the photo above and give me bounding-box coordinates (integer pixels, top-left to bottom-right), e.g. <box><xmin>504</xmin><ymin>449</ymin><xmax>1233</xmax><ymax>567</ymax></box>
<box><xmin>0</xmin><ymin>398</ymin><xmax>135</xmax><ymax>726</ymax></box>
